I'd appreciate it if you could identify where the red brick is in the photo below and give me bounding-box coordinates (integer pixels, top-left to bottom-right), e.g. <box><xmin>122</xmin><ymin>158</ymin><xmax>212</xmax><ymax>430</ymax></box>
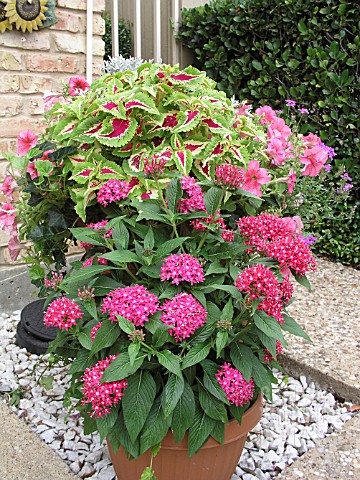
<box><xmin>0</xmin><ymin>51</ymin><xmax>22</xmax><ymax>71</ymax></box>
<box><xmin>19</xmin><ymin>75</ymin><xmax>53</xmax><ymax>94</ymax></box>
<box><xmin>0</xmin><ymin>75</ymin><xmax>20</xmax><ymax>93</ymax></box>
<box><xmin>50</xmin><ymin>10</ymin><xmax>84</xmax><ymax>33</ymax></box>
<box><xmin>0</xmin><ymin>96</ymin><xmax>23</xmax><ymax>117</ymax></box>
<box><xmin>53</xmin><ymin>32</ymin><xmax>86</xmax><ymax>53</ymax></box>
<box><xmin>26</xmin><ymin>54</ymin><xmax>80</xmax><ymax>73</ymax></box>
<box><xmin>24</xmin><ymin>97</ymin><xmax>46</xmax><ymax>116</ymax></box>
<box><xmin>0</xmin><ymin>30</ymin><xmax>50</xmax><ymax>51</ymax></box>
<box><xmin>0</xmin><ymin>117</ymin><xmax>45</xmax><ymax>138</ymax></box>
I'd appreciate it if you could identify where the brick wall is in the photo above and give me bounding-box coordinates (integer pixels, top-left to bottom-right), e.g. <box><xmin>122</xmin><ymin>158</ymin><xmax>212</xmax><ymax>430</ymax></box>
<box><xmin>0</xmin><ymin>0</ymin><xmax>105</xmax><ymax>271</ymax></box>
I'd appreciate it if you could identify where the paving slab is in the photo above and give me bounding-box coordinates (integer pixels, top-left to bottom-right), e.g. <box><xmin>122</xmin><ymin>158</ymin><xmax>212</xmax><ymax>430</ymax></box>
<box><xmin>0</xmin><ymin>401</ymin><xmax>77</xmax><ymax>480</ymax></box>
<box><xmin>277</xmin><ymin>413</ymin><xmax>360</xmax><ymax>479</ymax></box>
<box><xmin>280</xmin><ymin>257</ymin><xmax>360</xmax><ymax>403</ymax></box>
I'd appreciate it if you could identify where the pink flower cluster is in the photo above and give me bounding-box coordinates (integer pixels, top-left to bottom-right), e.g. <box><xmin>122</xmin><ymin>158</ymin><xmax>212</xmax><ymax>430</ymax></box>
<box><xmin>160</xmin><ymin>293</ymin><xmax>207</xmax><ymax>342</ymax></box>
<box><xmin>160</xmin><ymin>254</ymin><xmax>204</xmax><ymax>285</ymax></box>
<box><xmin>191</xmin><ymin>212</ymin><xmax>234</xmax><ymax>242</ymax></box>
<box><xmin>80</xmin><ymin>220</ymin><xmax>113</xmax><ymax>248</ymax></box>
<box><xmin>81</xmin><ymin>356</ymin><xmax>128</xmax><ymax>418</ymax></box>
<box><xmin>215</xmin><ymin>164</ymin><xmax>244</xmax><ymax>190</ymax></box>
<box><xmin>82</xmin><ymin>256</ymin><xmax>108</xmax><ymax>268</ymax></box>
<box><xmin>235</xmin><ymin>264</ymin><xmax>284</xmax><ymax>322</ymax></box>
<box><xmin>44</xmin><ymin>297</ymin><xmax>83</xmax><ymax>330</ymax></box>
<box><xmin>90</xmin><ymin>321</ymin><xmax>103</xmax><ymax>341</ymax></box>
<box><xmin>44</xmin><ymin>272</ymin><xmax>64</xmax><ymax>290</ymax></box>
<box><xmin>101</xmin><ymin>285</ymin><xmax>159</xmax><ymax>326</ymax></box>
<box><xmin>237</xmin><ymin>213</ymin><xmax>316</xmax><ymax>277</ymax></box>
<box><xmin>97</xmin><ymin>179</ymin><xmax>133</xmax><ymax>207</ymax></box>
<box><xmin>216</xmin><ymin>363</ymin><xmax>255</xmax><ymax>407</ymax></box>
<box><xmin>179</xmin><ymin>176</ymin><xmax>206</xmax><ymax>213</ymax></box>
<box><xmin>264</xmin><ymin>340</ymin><xmax>283</xmax><ymax>362</ymax></box>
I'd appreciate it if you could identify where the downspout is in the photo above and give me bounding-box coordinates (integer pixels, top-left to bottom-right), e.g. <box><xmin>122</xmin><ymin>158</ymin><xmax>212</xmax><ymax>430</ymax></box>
<box><xmin>86</xmin><ymin>0</ymin><xmax>93</xmax><ymax>84</ymax></box>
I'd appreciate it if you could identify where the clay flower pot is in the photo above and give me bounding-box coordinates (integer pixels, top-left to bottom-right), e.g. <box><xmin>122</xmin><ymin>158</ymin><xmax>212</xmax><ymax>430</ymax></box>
<box><xmin>107</xmin><ymin>393</ymin><xmax>263</xmax><ymax>480</ymax></box>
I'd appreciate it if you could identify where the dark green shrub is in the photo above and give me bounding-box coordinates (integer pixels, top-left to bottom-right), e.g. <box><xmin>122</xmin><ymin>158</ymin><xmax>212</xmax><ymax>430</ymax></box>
<box><xmin>102</xmin><ymin>11</ymin><xmax>132</xmax><ymax>60</ymax></box>
<box><xmin>178</xmin><ymin>0</ymin><xmax>359</xmax><ymax>266</ymax></box>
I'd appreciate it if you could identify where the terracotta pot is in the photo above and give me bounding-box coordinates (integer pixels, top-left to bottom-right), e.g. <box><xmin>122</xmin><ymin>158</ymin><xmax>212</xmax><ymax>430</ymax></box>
<box><xmin>107</xmin><ymin>392</ymin><xmax>263</xmax><ymax>480</ymax></box>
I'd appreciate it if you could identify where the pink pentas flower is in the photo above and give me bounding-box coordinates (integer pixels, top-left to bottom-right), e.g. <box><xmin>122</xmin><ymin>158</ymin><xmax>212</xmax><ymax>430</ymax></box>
<box><xmin>0</xmin><ymin>202</ymin><xmax>17</xmax><ymax>228</ymax></box>
<box><xmin>101</xmin><ymin>285</ymin><xmax>159</xmax><ymax>326</ymax></box>
<box><xmin>97</xmin><ymin>179</ymin><xmax>133</xmax><ymax>206</ymax></box>
<box><xmin>160</xmin><ymin>254</ymin><xmax>205</xmax><ymax>285</ymax></box>
<box><xmin>280</xmin><ymin>277</ymin><xmax>294</xmax><ymax>303</ymax></box>
<box><xmin>17</xmin><ymin>130</ymin><xmax>38</xmax><ymax>156</ymax></box>
<box><xmin>68</xmin><ymin>76</ymin><xmax>90</xmax><ymax>97</ymax></box>
<box><xmin>254</xmin><ymin>105</ymin><xmax>278</xmax><ymax>124</ymax></box>
<box><xmin>179</xmin><ymin>176</ymin><xmax>206</xmax><ymax>213</ymax></box>
<box><xmin>81</xmin><ymin>256</ymin><xmax>108</xmax><ymax>268</ymax></box>
<box><xmin>216</xmin><ymin>363</ymin><xmax>255</xmax><ymax>406</ymax></box>
<box><xmin>300</xmin><ymin>145</ymin><xmax>328</xmax><ymax>176</ymax></box>
<box><xmin>44</xmin><ymin>297</ymin><xmax>83</xmax><ymax>330</ymax></box>
<box><xmin>160</xmin><ymin>293</ymin><xmax>207</xmax><ymax>342</ymax></box>
<box><xmin>215</xmin><ymin>164</ymin><xmax>244</xmax><ymax>190</ymax></box>
<box><xmin>81</xmin><ymin>356</ymin><xmax>128</xmax><ymax>418</ymax></box>
<box><xmin>242</xmin><ymin>160</ymin><xmax>271</xmax><ymax>197</ymax></box>
<box><xmin>264</xmin><ymin>340</ymin><xmax>283</xmax><ymax>362</ymax></box>
<box><xmin>44</xmin><ymin>272</ymin><xmax>64</xmax><ymax>290</ymax></box>
<box><xmin>80</xmin><ymin>220</ymin><xmax>113</xmax><ymax>248</ymax></box>
<box><xmin>222</xmin><ymin>229</ymin><xmax>234</xmax><ymax>242</ymax></box>
<box><xmin>90</xmin><ymin>322</ymin><xmax>103</xmax><ymax>341</ymax></box>
<box><xmin>1</xmin><ymin>176</ymin><xmax>16</xmax><ymax>199</ymax></box>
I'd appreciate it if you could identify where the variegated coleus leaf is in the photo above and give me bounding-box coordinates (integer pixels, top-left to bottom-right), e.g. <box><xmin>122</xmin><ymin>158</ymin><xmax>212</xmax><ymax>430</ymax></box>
<box><xmin>202</xmin><ymin>114</ymin><xmax>231</xmax><ymax>132</ymax></box>
<box><xmin>72</xmin><ymin>117</ymin><xmax>104</xmax><ymax>142</ymax></box>
<box><xmin>97</xmin><ymin>118</ymin><xmax>138</xmax><ymax>148</ymax></box>
<box><xmin>183</xmin><ymin>138</ymin><xmax>208</xmax><ymax>157</ymax></box>
<box><xmin>170</xmin><ymin>134</ymin><xmax>184</xmax><ymax>150</ymax></box>
<box><xmin>171</xmin><ymin>110</ymin><xmax>201</xmax><ymax>134</ymax></box>
<box><xmin>123</xmin><ymin>92</ymin><xmax>159</xmax><ymax>115</ymax></box>
<box><xmin>53</xmin><ymin>118</ymin><xmax>77</xmax><ymax>139</ymax></box>
<box><xmin>169</xmin><ymin>70</ymin><xmax>206</xmax><ymax>85</ymax></box>
<box><xmin>192</xmin><ymin>156</ymin><xmax>214</xmax><ymax>180</ymax></box>
<box><xmin>99</xmin><ymin>98</ymin><xmax>127</xmax><ymax>119</ymax></box>
<box><xmin>98</xmin><ymin>160</ymin><xmax>124</xmax><ymax>180</ymax></box>
<box><xmin>70</xmin><ymin>162</ymin><xmax>97</xmax><ymax>184</ymax></box>
<box><xmin>172</xmin><ymin>149</ymin><xmax>193</xmax><ymax>176</ymax></box>
<box><xmin>127</xmin><ymin>148</ymin><xmax>149</xmax><ymax>172</ymax></box>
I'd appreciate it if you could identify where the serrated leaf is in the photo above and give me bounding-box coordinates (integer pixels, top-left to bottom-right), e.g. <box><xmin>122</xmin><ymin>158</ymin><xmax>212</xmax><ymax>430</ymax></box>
<box><xmin>155</xmin><ymin>237</ymin><xmax>189</xmax><ymax>259</ymax></box>
<box><xmin>171</xmin><ymin>382</ymin><xmax>195</xmax><ymax>443</ymax></box>
<box><xmin>161</xmin><ymin>374</ymin><xmax>184</xmax><ymax>417</ymax></box>
<box><xmin>123</xmin><ymin>370</ymin><xmax>157</xmax><ymax>444</ymax></box>
<box><xmin>204</xmin><ymin>187</ymin><xmax>223</xmax><ymax>216</ymax></box>
<box><xmin>215</xmin><ymin>331</ymin><xmax>228</xmax><ymax>358</ymax></box>
<box><xmin>198</xmin><ymin>381</ymin><xmax>228</xmax><ymax>422</ymax></box>
<box><xmin>188</xmin><ymin>405</ymin><xmax>216</xmax><ymax>457</ymax></box>
<box><xmin>101</xmin><ymin>353</ymin><xmax>146</xmax><ymax>382</ymax></box>
<box><xmin>35</xmin><ymin>159</ymin><xmax>53</xmax><ymax>177</ymax></box>
<box><xmin>139</xmin><ymin>396</ymin><xmax>169</xmax><ymax>456</ymax></box>
<box><xmin>281</xmin><ymin>314</ymin><xmax>312</xmax><ymax>342</ymax></box>
<box><xmin>157</xmin><ymin>350</ymin><xmax>182</xmax><ymax>377</ymax></box>
<box><xmin>253</xmin><ymin>311</ymin><xmax>285</xmax><ymax>342</ymax></box>
<box><xmin>100</xmin><ymin>250</ymin><xmax>142</xmax><ymax>264</ymax></box>
<box><xmin>166</xmin><ymin>177</ymin><xmax>182</xmax><ymax>214</ymax></box>
<box><xmin>96</xmin><ymin>407</ymin><xmax>118</xmax><ymax>443</ymax></box>
<box><xmin>90</xmin><ymin>316</ymin><xmax>119</xmax><ymax>349</ymax></box>
<box><xmin>182</xmin><ymin>342</ymin><xmax>211</xmax><ymax>369</ymax></box>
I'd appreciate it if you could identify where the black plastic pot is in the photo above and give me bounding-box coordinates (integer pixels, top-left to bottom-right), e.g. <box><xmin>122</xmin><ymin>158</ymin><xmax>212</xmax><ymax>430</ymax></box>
<box><xmin>16</xmin><ymin>299</ymin><xmax>57</xmax><ymax>355</ymax></box>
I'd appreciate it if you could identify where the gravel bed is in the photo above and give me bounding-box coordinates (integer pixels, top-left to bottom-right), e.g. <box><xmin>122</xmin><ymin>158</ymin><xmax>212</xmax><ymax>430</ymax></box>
<box><xmin>0</xmin><ymin>310</ymin><xmax>356</xmax><ymax>480</ymax></box>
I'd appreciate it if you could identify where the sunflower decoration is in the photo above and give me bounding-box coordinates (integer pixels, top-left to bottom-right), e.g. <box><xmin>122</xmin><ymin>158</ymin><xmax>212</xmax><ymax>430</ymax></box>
<box><xmin>0</xmin><ymin>1</ymin><xmax>12</xmax><ymax>33</ymax></box>
<box><xmin>5</xmin><ymin>0</ymin><xmax>48</xmax><ymax>33</ymax></box>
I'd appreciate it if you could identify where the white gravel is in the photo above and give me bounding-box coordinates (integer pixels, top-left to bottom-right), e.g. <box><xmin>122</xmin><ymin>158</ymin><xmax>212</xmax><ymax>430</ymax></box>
<box><xmin>0</xmin><ymin>310</ymin><xmax>355</xmax><ymax>480</ymax></box>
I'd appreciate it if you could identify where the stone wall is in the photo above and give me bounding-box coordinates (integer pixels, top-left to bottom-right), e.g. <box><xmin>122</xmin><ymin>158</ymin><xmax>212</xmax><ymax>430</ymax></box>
<box><xmin>0</xmin><ymin>0</ymin><xmax>105</xmax><ymax>274</ymax></box>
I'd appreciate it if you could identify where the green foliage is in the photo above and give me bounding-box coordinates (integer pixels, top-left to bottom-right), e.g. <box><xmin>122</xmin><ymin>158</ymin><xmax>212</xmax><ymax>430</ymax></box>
<box><xmin>178</xmin><ymin>0</ymin><xmax>360</xmax><ymax>265</ymax></box>
<box><xmin>102</xmin><ymin>11</ymin><xmax>132</xmax><ymax>60</ymax></box>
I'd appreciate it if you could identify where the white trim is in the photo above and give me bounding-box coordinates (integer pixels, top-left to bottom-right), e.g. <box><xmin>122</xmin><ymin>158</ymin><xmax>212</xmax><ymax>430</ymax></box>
<box><xmin>112</xmin><ymin>0</ymin><xmax>119</xmax><ymax>57</ymax></box>
<box><xmin>172</xmin><ymin>0</ymin><xmax>180</xmax><ymax>64</ymax></box>
<box><xmin>86</xmin><ymin>0</ymin><xmax>93</xmax><ymax>83</ymax></box>
<box><xmin>134</xmin><ymin>0</ymin><xmax>142</xmax><ymax>58</ymax></box>
<box><xmin>154</xmin><ymin>0</ymin><xmax>161</xmax><ymax>62</ymax></box>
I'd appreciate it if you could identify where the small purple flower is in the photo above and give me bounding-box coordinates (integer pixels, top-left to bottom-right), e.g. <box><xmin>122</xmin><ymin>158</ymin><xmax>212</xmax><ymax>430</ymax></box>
<box><xmin>275</xmin><ymin>109</ymin><xmax>283</xmax><ymax>114</ymax></box>
<box><xmin>298</xmin><ymin>108</ymin><xmax>309</xmax><ymax>114</ymax></box>
<box><xmin>341</xmin><ymin>173</ymin><xmax>352</xmax><ymax>181</ymax></box>
<box><xmin>343</xmin><ymin>183</ymin><xmax>353</xmax><ymax>191</ymax></box>
<box><xmin>302</xmin><ymin>235</ymin><xmax>318</xmax><ymax>246</ymax></box>
<box><xmin>285</xmin><ymin>99</ymin><xmax>296</xmax><ymax>107</ymax></box>
<box><xmin>319</xmin><ymin>142</ymin><xmax>336</xmax><ymax>160</ymax></box>
<box><xmin>324</xmin><ymin>164</ymin><xmax>332</xmax><ymax>172</ymax></box>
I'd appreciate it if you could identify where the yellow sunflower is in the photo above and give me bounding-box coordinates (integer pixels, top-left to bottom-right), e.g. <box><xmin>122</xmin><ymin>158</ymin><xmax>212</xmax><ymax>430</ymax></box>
<box><xmin>0</xmin><ymin>1</ymin><xmax>12</xmax><ymax>32</ymax></box>
<box><xmin>5</xmin><ymin>0</ymin><xmax>48</xmax><ymax>33</ymax></box>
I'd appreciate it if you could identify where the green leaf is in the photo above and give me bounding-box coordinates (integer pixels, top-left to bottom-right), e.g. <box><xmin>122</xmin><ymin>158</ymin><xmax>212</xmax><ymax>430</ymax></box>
<box><xmin>100</xmin><ymin>250</ymin><xmax>142</xmax><ymax>264</ymax></box>
<box><xmin>292</xmin><ymin>272</ymin><xmax>312</xmax><ymax>290</ymax></box>
<box><xmin>171</xmin><ymin>382</ymin><xmax>196</xmax><ymax>443</ymax></box>
<box><xmin>182</xmin><ymin>342</ymin><xmax>211</xmax><ymax>369</ymax></box>
<box><xmin>198</xmin><ymin>382</ymin><xmax>228</xmax><ymax>422</ymax></box>
<box><xmin>90</xmin><ymin>319</ymin><xmax>120</xmax><ymax>355</ymax></box>
<box><xmin>211</xmin><ymin>421</ymin><xmax>224</xmax><ymax>444</ymax></box>
<box><xmin>215</xmin><ymin>331</ymin><xmax>228</xmax><ymax>358</ymax></box>
<box><xmin>204</xmin><ymin>187</ymin><xmax>223</xmax><ymax>216</ymax></box>
<box><xmin>201</xmin><ymin>359</ymin><xmax>229</xmax><ymax>404</ymax></box>
<box><xmin>62</xmin><ymin>265</ymin><xmax>113</xmax><ymax>285</ymax></box>
<box><xmin>128</xmin><ymin>342</ymin><xmax>141</xmax><ymax>366</ymax></box>
<box><xmin>230</xmin><ymin>343</ymin><xmax>253</xmax><ymax>382</ymax></box>
<box><xmin>253</xmin><ymin>311</ymin><xmax>285</xmax><ymax>342</ymax></box>
<box><xmin>221</xmin><ymin>298</ymin><xmax>234</xmax><ymax>321</ymax></box>
<box><xmin>28</xmin><ymin>264</ymin><xmax>45</xmax><ymax>281</ymax></box>
<box><xmin>96</xmin><ymin>406</ymin><xmax>118</xmax><ymax>443</ymax></box>
<box><xmin>122</xmin><ymin>370</ymin><xmax>157</xmax><ymax>444</ymax></box>
<box><xmin>101</xmin><ymin>353</ymin><xmax>146</xmax><ymax>382</ymax></box>
<box><xmin>83</xmin><ymin>414</ymin><xmax>97</xmax><ymax>435</ymax></box>
<box><xmin>156</xmin><ymin>350</ymin><xmax>182</xmax><ymax>377</ymax></box>
<box><xmin>252</xmin><ymin>59</ymin><xmax>263</xmax><ymax>71</ymax></box>
<box><xmin>166</xmin><ymin>177</ymin><xmax>182</xmax><ymax>214</ymax></box>
<box><xmin>144</xmin><ymin>227</ymin><xmax>155</xmax><ymax>250</ymax></box>
<box><xmin>188</xmin><ymin>404</ymin><xmax>216</xmax><ymax>457</ymax></box>
<box><xmin>140</xmin><ymin>467</ymin><xmax>158</xmax><ymax>480</ymax></box>
<box><xmin>229</xmin><ymin>403</ymin><xmax>248</xmax><ymax>424</ymax></box>
<box><xmin>117</xmin><ymin>315</ymin><xmax>135</xmax><ymax>334</ymax></box>
<box><xmin>69</xmin><ymin>227</ymin><xmax>107</xmax><ymax>247</ymax></box>
<box><xmin>256</xmin><ymin>329</ymin><xmax>277</xmax><ymax>358</ymax></box>
<box><xmin>78</xmin><ymin>332</ymin><xmax>92</xmax><ymax>350</ymax></box>
<box><xmin>113</xmin><ymin>410</ymin><xmax>140</xmax><ymax>459</ymax></box>
<box><xmin>282</xmin><ymin>313</ymin><xmax>312</xmax><ymax>342</ymax></box>
<box><xmin>155</xmin><ymin>237</ymin><xmax>189</xmax><ymax>259</ymax></box>
<box><xmin>139</xmin><ymin>397</ymin><xmax>169</xmax><ymax>456</ymax></box>
<box><xmin>205</xmin><ymin>261</ymin><xmax>228</xmax><ymax>276</ymax></box>
<box><xmin>161</xmin><ymin>374</ymin><xmax>185</xmax><ymax>417</ymax></box>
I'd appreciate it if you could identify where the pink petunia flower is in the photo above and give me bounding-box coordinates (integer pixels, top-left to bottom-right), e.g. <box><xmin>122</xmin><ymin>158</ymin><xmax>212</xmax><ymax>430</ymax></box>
<box><xmin>43</xmin><ymin>90</ymin><xmax>66</xmax><ymax>111</ymax></box>
<box><xmin>302</xmin><ymin>133</ymin><xmax>321</xmax><ymax>148</ymax></box>
<box><xmin>300</xmin><ymin>146</ymin><xmax>328</xmax><ymax>176</ymax></box>
<box><xmin>242</xmin><ymin>160</ymin><xmax>271</xmax><ymax>197</ymax></box>
<box><xmin>0</xmin><ymin>202</ymin><xmax>17</xmax><ymax>229</ymax></box>
<box><xmin>1</xmin><ymin>176</ymin><xmax>16</xmax><ymax>199</ymax></box>
<box><xmin>216</xmin><ymin>363</ymin><xmax>255</xmax><ymax>406</ymax></box>
<box><xmin>17</xmin><ymin>130</ymin><xmax>38</xmax><ymax>156</ymax></box>
<box><xmin>254</xmin><ymin>105</ymin><xmax>278</xmax><ymax>124</ymax></box>
<box><xmin>8</xmin><ymin>235</ymin><xmax>22</xmax><ymax>262</ymax></box>
<box><xmin>44</xmin><ymin>297</ymin><xmax>83</xmax><ymax>330</ymax></box>
<box><xmin>267</xmin><ymin>117</ymin><xmax>291</xmax><ymax>140</ymax></box>
<box><xmin>68</xmin><ymin>76</ymin><xmax>90</xmax><ymax>97</ymax></box>
<box><xmin>26</xmin><ymin>161</ymin><xmax>39</xmax><ymax>179</ymax></box>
